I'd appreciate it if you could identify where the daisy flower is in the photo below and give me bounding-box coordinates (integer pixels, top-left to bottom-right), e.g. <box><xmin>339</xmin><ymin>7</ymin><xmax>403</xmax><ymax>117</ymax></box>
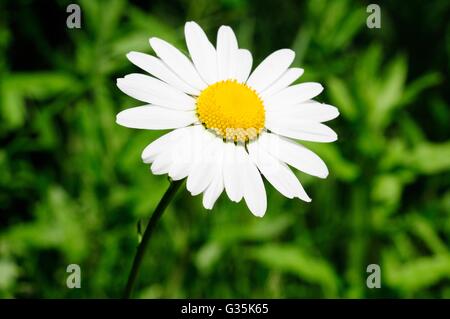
<box><xmin>116</xmin><ymin>21</ymin><xmax>339</xmax><ymax>217</ymax></box>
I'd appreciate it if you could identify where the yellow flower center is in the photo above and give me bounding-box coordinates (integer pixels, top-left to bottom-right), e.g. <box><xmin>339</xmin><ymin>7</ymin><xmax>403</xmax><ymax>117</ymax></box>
<box><xmin>196</xmin><ymin>80</ymin><xmax>265</xmax><ymax>142</ymax></box>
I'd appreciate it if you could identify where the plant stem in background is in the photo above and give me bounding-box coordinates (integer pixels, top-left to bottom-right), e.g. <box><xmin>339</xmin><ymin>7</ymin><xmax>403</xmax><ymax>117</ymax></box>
<box><xmin>123</xmin><ymin>179</ymin><xmax>184</xmax><ymax>299</ymax></box>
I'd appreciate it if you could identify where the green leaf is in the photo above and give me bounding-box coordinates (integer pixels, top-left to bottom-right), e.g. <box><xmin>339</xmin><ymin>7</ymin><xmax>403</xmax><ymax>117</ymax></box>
<box><xmin>330</xmin><ymin>7</ymin><xmax>365</xmax><ymax>50</ymax></box>
<box><xmin>195</xmin><ymin>242</ymin><xmax>224</xmax><ymax>273</ymax></box>
<box><xmin>0</xmin><ymin>259</ymin><xmax>19</xmax><ymax>291</ymax></box>
<box><xmin>327</xmin><ymin>76</ymin><xmax>357</xmax><ymax>121</ymax></box>
<box><xmin>407</xmin><ymin>214</ymin><xmax>448</xmax><ymax>255</ymax></box>
<box><xmin>305</xmin><ymin>143</ymin><xmax>359</xmax><ymax>181</ymax></box>
<box><xmin>407</xmin><ymin>142</ymin><xmax>450</xmax><ymax>174</ymax></box>
<box><xmin>374</xmin><ymin>56</ymin><xmax>407</xmax><ymax>128</ymax></box>
<box><xmin>248</xmin><ymin>244</ymin><xmax>339</xmax><ymax>297</ymax></box>
<box><xmin>372</xmin><ymin>174</ymin><xmax>403</xmax><ymax>207</ymax></box>
<box><xmin>97</xmin><ymin>0</ymin><xmax>125</xmax><ymax>41</ymax></box>
<box><xmin>0</xmin><ymin>80</ymin><xmax>25</xmax><ymax>128</ymax></box>
<box><xmin>399</xmin><ymin>72</ymin><xmax>442</xmax><ymax>107</ymax></box>
<box><xmin>377</xmin><ymin>57</ymin><xmax>407</xmax><ymax>109</ymax></box>
<box><xmin>384</xmin><ymin>252</ymin><xmax>450</xmax><ymax>292</ymax></box>
<box><xmin>7</xmin><ymin>72</ymin><xmax>79</xmax><ymax>99</ymax></box>
<box><xmin>211</xmin><ymin>215</ymin><xmax>294</xmax><ymax>243</ymax></box>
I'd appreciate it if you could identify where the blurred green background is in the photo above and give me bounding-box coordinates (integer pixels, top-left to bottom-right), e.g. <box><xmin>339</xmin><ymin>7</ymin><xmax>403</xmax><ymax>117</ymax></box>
<box><xmin>0</xmin><ymin>0</ymin><xmax>449</xmax><ymax>298</ymax></box>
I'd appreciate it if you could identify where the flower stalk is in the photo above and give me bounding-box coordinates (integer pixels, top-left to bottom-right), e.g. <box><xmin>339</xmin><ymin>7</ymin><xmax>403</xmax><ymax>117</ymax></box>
<box><xmin>123</xmin><ymin>179</ymin><xmax>183</xmax><ymax>298</ymax></box>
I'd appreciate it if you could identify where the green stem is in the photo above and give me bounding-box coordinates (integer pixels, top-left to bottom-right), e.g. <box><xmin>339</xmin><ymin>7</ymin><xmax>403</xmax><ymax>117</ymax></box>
<box><xmin>122</xmin><ymin>179</ymin><xmax>183</xmax><ymax>299</ymax></box>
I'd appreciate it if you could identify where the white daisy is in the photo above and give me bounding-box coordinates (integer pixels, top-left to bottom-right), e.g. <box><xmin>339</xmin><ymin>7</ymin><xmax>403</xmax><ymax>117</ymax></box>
<box><xmin>116</xmin><ymin>21</ymin><xmax>339</xmax><ymax>217</ymax></box>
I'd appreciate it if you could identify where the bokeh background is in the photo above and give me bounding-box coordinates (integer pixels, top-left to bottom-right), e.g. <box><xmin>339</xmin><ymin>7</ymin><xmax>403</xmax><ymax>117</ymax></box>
<box><xmin>0</xmin><ymin>0</ymin><xmax>449</xmax><ymax>298</ymax></box>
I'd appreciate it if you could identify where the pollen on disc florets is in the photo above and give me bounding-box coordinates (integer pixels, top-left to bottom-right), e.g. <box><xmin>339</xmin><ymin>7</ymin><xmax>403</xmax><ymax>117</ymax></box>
<box><xmin>196</xmin><ymin>79</ymin><xmax>265</xmax><ymax>143</ymax></box>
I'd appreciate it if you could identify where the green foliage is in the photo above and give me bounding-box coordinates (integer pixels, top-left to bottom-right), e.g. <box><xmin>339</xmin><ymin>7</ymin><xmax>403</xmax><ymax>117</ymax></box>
<box><xmin>0</xmin><ymin>0</ymin><xmax>449</xmax><ymax>298</ymax></box>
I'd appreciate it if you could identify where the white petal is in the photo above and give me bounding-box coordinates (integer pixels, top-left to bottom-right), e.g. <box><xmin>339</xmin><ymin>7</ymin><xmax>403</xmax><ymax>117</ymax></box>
<box><xmin>266</xmin><ymin>102</ymin><xmax>339</xmax><ymax>122</ymax></box>
<box><xmin>216</xmin><ymin>26</ymin><xmax>238</xmax><ymax>81</ymax></box>
<box><xmin>141</xmin><ymin>127</ymin><xmax>190</xmax><ymax>163</ymax></box>
<box><xmin>237</xmin><ymin>144</ymin><xmax>267</xmax><ymax>217</ymax></box>
<box><xmin>259</xmin><ymin>132</ymin><xmax>329</xmax><ymax>179</ymax></box>
<box><xmin>248</xmin><ymin>140</ymin><xmax>311</xmax><ymax>202</ymax></box>
<box><xmin>169</xmin><ymin>125</ymin><xmax>204</xmax><ymax>180</ymax></box>
<box><xmin>246</xmin><ymin>49</ymin><xmax>295</xmax><ymax>93</ymax></box>
<box><xmin>148</xmin><ymin>129</ymin><xmax>193</xmax><ymax>176</ymax></box>
<box><xmin>167</xmin><ymin>136</ymin><xmax>194</xmax><ymax>180</ymax></box>
<box><xmin>149</xmin><ymin>37</ymin><xmax>207</xmax><ymax>90</ymax></box>
<box><xmin>260</xmin><ymin>68</ymin><xmax>304</xmax><ymax>99</ymax></box>
<box><xmin>202</xmin><ymin>144</ymin><xmax>225</xmax><ymax>209</ymax></box>
<box><xmin>141</xmin><ymin>125</ymin><xmax>209</xmax><ymax>180</ymax></box>
<box><xmin>126</xmin><ymin>52</ymin><xmax>200</xmax><ymax>96</ymax></box>
<box><xmin>264</xmin><ymin>83</ymin><xmax>323</xmax><ymax>108</ymax></box>
<box><xmin>167</xmin><ymin>140</ymin><xmax>191</xmax><ymax>180</ymax></box>
<box><xmin>186</xmin><ymin>133</ymin><xmax>218</xmax><ymax>196</ymax></box>
<box><xmin>222</xmin><ymin>143</ymin><xmax>243</xmax><ymax>202</ymax></box>
<box><xmin>202</xmin><ymin>172</ymin><xmax>224</xmax><ymax>209</ymax></box>
<box><xmin>117</xmin><ymin>74</ymin><xmax>196</xmax><ymax>110</ymax></box>
<box><xmin>235</xmin><ymin>49</ymin><xmax>253</xmax><ymax>83</ymax></box>
<box><xmin>184</xmin><ymin>21</ymin><xmax>217</xmax><ymax>85</ymax></box>
<box><xmin>116</xmin><ymin>106</ymin><xmax>196</xmax><ymax>130</ymax></box>
<box><xmin>266</xmin><ymin>115</ymin><xmax>338</xmax><ymax>143</ymax></box>
<box><xmin>150</xmin><ymin>150</ymin><xmax>172</xmax><ymax>175</ymax></box>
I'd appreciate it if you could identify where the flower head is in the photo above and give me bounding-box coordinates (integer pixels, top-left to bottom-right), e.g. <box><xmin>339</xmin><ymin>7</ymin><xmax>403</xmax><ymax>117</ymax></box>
<box><xmin>116</xmin><ymin>21</ymin><xmax>339</xmax><ymax>217</ymax></box>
